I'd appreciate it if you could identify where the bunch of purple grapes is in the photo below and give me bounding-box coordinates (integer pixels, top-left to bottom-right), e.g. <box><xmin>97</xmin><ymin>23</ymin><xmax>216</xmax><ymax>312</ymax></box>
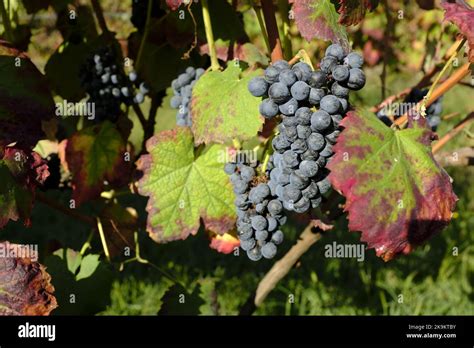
<box><xmin>247</xmin><ymin>44</ymin><xmax>365</xmax><ymax>214</ymax></box>
<box><xmin>225</xmin><ymin>158</ymin><xmax>286</xmax><ymax>261</ymax></box>
<box><xmin>170</xmin><ymin>67</ymin><xmax>205</xmax><ymax>127</ymax></box>
<box><xmin>376</xmin><ymin>88</ymin><xmax>443</xmax><ymax>130</ymax></box>
<box><xmin>80</xmin><ymin>46</ymin><xmax>149</xmax><ymax>122</ymax></box>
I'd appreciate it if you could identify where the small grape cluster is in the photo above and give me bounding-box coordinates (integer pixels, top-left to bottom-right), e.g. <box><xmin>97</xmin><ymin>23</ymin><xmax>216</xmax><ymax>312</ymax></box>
<box><xmin>80</xmin><ymin>46</ymin><xmax>149</xmax><ymax>122</ymax></box>
<box><xmin>170</xmin><ymin>67</ymin><xmax>205</xmax><ymax>127</ymax></box>
<box><xmin>225</xmin><ymin>159</ymin><xmax>286</xmax><ymax>261</ymax></box>
<box><xmin>248</xmin><ymin>44</ymin><xmax>366</xmax><ymax>214</ymax></box>
<box><xmin>376</xmin><ymin>88</ymin><xmax>443</xmax><ymax>130</ymax></box>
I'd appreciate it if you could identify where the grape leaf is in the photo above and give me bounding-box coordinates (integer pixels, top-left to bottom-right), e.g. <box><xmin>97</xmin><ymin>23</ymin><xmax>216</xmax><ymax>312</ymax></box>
<box><xmin>0</xmin><ymin>41</ymin><xmax>55</xmax><ymax>149</ymax></box>
<box><xmin>0</xmin><ymin>148</ymin><xmax>49</xmax><ymax>228</ymax></box>
<box><xmin>0</xmin><ymin>242</ymin><xmax>57</xmax><ymax>315</ymax></box>
<box><xmin>292</xmin><ymin>0</ymin><xmax>349</xmax><ymax>51</ymax></box>
<box><xmin>442</xmin><ymin>0</ymin><xmax>474</xmax><ymax>62</ymax></box>
<box><xmin>327</xmin><ymin>110</ymin><xmax>457</xmax><ymax>261</ymax></box>
<box><xmin>200</xmin><ymin>42</ymin><xmax>269</xmax><ymax>66</ymax></box>
<box><xmin>136</xmin><ymin>127</ymin><xmax>236</xmax><ymax>243</ymax></box>
<box><xmin>45</xmin><ymin>40</ymin><xmax>89</xmax><ymax>102</ymax></box>
<box><xmin>338</xmin><ymin>0</ymin><xmax>379</xmax><ymax>26</ymax></box>
<box><xmin>65</xmin><ymin>121</ymin><xmax>130</xmax><ymax>205</ymax></box>
<box><xmin>190</xmin><ymin>63</ymin><xmax>264</xmax><ymax>145</ymax></box>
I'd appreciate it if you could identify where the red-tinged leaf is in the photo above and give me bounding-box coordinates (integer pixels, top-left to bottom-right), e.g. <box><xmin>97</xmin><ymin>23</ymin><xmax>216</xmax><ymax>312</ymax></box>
<box><xmin>292</xmin><ymin>0</ymin><xmax>349</xmax><ymax>51</ymax></box>
<box><xmin>208</xmin><ymin>231</ymin><xmax>240</xmax><ymax>254</ymax></box>
<box><xmin>166</xmin><ymin>0</ymin><xmax>182</xmax><ymax>11</ymax></box>
<box><xmin>0</xmin><ymin>41</ymin><xmax>54</xmax><ymax>149</ymax></box>
<box><xmin>65</xmin><ymin>121</ymin><xmax>130</xmax><ymax>206</ymax></box>
<box><xmin>0</xmin><ymin>148</ymin><xmax>49</xmax><ymax>228</ymax></box>
<box><xmin>136</xmin><ymin>128</ymin><xmax>235</xmax><ymax>243</ymax></box>
<box><xmin>338</xmin><ymin>0</ymin><xmax>379</xmax><ymax>26</ymax></box>
<box><xmin>442</xmin><ymin>1</ymin><xmax>474</xmax><ymax>62</ymax></box>
<box><xmin>327</xmin><ymin>109</ymin><xmax>457</xmax><ymax>261</ymax></box>
<box><xmin>0</xmin><ymin>241</ymin><xmax>57</xmax><ymax>315</ymax></box>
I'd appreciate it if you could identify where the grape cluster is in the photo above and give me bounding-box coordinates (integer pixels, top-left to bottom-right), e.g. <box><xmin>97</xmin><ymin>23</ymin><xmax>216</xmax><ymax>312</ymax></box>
<box><xmin>376</xmin><ymin>88</ymin><xmax>443</xmax><ymax>130</ymax></box>
<box><xmin>80</xmin><ymin>46</ymin><xmax>149</xmax><ymax>122</ymax></box>
<box><xmin>225</xmin><ymin>159</ymin><xmax>286</xmax><ymax>261</ymax></box>
<box><xmin>248</xmin><ymin>44</ymin><xmax>366</xmax><ymax>214</ymax></box>
<box><xmin>170</xmin><ymin>67</ymin><xmax>205</xmax><ymax>127</ymax></box>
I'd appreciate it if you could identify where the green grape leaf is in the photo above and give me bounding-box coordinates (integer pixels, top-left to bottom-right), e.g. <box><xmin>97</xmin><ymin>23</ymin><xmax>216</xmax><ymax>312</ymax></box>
<box><xmin>65</xmin><ymin>121</ymin><xmax>130</xmax><ymax>205</ymax></box>
<box><xmin>190</xmin><ymin>63</ymin><xmax>264</xmax><ymax>145</ymax></box>
<box><xmin>137</xmin><ymin>127</ymin><xmax>235</xmax><ymax>243</ymax></box>
<box><xmin>292</xmin><ymin>0</ymin><xmax>349</xmax><ymax>51</ymax></box>
<box><xmin>327</xmin><ymin>110</ymin><xmax>458</xmax><ymax>261</ymax></box>
<box><xmin>338</xmin><ymin>0</ymin><xmax>380</xmax><ymax>26</ymax></box>
<box><xmin>0</xmin><ymin>242</ymin><xmax>57</xmax><ymax>315</ymax></box>
<box><xmin>0</xmin><ymin>148</ymin><xmax>49</xmax><ymax>229</ymax></box>
<box><xmin>0</xmin><ymin>41</ymin><xmax>55</xmax><ymax>149</ymax></box>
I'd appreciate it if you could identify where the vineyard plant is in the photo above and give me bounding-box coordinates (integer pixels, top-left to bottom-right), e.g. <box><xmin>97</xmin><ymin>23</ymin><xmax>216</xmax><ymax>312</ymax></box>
<box><xmin>0</xmin><ymin>0</ymin><xmax>473</xmax><ymax>317</ymax></box>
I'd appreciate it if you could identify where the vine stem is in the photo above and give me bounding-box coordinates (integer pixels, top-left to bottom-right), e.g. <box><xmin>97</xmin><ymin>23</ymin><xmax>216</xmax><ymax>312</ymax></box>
<box><xmin>97</xmin><ymin>217</ymin><xmax>111</xmax><ymax>262</ymax></box>
<box><xmin>90</xmin><ymin>0</ymin><xmax>110</xmax><ymax>34</ymax></box>
<box><xmin>394</xmin><ymin>62</ymin><xmax>470</xmax><ymax>127</ymax></box>
<box><xmin>371</xmin><ymin>38</ymin><xmax>466</xmax><ymax>114</ymax></box>
<box><xmin>135</xmin><ymin>0</ymin><xmax>153</xmax><ymax>72</ymax></box>
<box><xmin>277</xmin><ymin>0</ymin><xmax>292</xmax><ymax>60</ymax></box>
<box><xmin>423</xmin><ymin>38</ymin><xmax>466</xmax><ymax>109</ymax></box>
<box><xmin>253</xmin><ymin>4</ymin><xmax>271</xmax><ymax>55</ymax></box>
<box><xmin>254</xmin><ymin>224</ymin><xmax>324</xmax><ymax>306</ymax></box>
<box><xmin>201</xmin><ymin>0</ymin><xmax>220</xmax><ymax>71</ymax></box>
<box><xmin>434</xmin><ymin>147</ymin><xmax>474</xmax><ymax>167</ymax></box>
<box><xmin>261</xmin><ymin>0</ymin><xmax>283</xmax><ymax>62</ymax></box>
<box><xmin>432</xmin><ymin>112</ymin><xmax>474</xmax><ymax>154</ymax></box>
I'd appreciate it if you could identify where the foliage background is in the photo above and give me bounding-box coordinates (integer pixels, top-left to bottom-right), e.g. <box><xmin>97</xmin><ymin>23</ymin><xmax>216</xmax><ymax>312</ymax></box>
<box><xmin>0</xmin><ymin>0</ymin><xmax>473</xmax><ymax>315</ymax></box>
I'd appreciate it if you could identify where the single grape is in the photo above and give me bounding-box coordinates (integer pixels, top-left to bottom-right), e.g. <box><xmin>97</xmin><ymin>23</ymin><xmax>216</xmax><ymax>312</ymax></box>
<box><xmin>309</xmin><ymin>88</ymin><xmax>325</xmax><ymax>106</ymax></box>
<box><xmin>292</xmin><ymin>62</ymin><xmax>312</xmax><ymax>82</ymax></box>
<box><xmin>269</xmin><ymin>82</ymin><xmax>291</xmax><ymax>104</ymax></box>
<box><xmin>320</xmin><ymin>56</ymin><xmax>338</xmax><ymax>73</ymax></box>
<box><xmin>331</xmin><ymin>82</ymin><xmax>349</xmax><ymax>99</ymax></box>
<box><xmin>279</xmin><ymin>69</ymin><xmax>298</xmax><ymax>86</ymax></box>
<box><xmin>264</xmin><ymin>66</ymin><xmax>280</xmax><ymax>83</ymax></box>
<box><xmin>320</xmin><ymin>95</ymin><xmax>341</xmax><ymax>115</ymax></box>
<box><xmin>307</xmin><ymin>131</ymin><xmax>326</xmax><ymax>152</ymax></box>
<box><xmin>259</xmin><ymin>99</ymin><xmax>279</xmax><ymax>118</ymax></box>
<box><xmin>308</xmin><ymin>70</ymin><xmax>327</xmax><ymax>88</ymax></box>
<box><xmin>271</xmin><ymin>230</ymin><xmax>284</xmax><ymax>245</ymax></box>
<box><xmin>279</xmin><ymin>98</ymin><xmax>298</xmax><ymax>116</ymax></box>
<box><xmin>273</xmin><ymin>60</ymin><xmax>291</xmax><ymax>71</ymax></box>
<box><xmin>290</xmin><ymin>81</ymin><xmax>310</xmax><ymax>101</ymax></box>
<box><xmin>224</xmin><ymin>162</ymin><xmax>236</xmax><ymax>175</ymax></box>
<box><xmin>325</xmin><ymin>43</ymin><xmax>345</xmax><ymax>61</ymax></box>
<box><xmin>347</xmin><ymin>68</ymin><xmax>366</xmax><ymax>90</ymax></box>
<box><xmin>295</xmin><ymin>107</ymin><xmax>312</xmax><ymax>126</ymax></box>
<box><xmin>332</xmin><ymin>65</ymin><xmax>350</xmax><ymax>82</ymax></box>
<box><xmin>344</xmin><ymin>52</ymin><xmax>364</xmax><ymax>69</ymax></box>
<box><xmin>299</xmin><ymin>160</ymin><xmax>319</xmax><ymax>177</ymax></box>
<box><xmin>311</xmin><ymin>110</ymin><xmax>332</xmax><ymax>131</ymax></box>
<box><xmin>261</xmin><ymin>242</ymin><xmax>277</xmax><ymax>259</ymax></box>
<box><xmin>248</xmin><ymin>77</ymin><xmax>269</xmax><ymax>97</ymax></box>
<box><xmin>251</xmin><ymin>215</ymin><xmax>268</xmax><ymax>231</ymax></box>
<box><xmin>247</xmin><ymin>247</ymin><xmax>263</xmax><ymax>261</ymax></box>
